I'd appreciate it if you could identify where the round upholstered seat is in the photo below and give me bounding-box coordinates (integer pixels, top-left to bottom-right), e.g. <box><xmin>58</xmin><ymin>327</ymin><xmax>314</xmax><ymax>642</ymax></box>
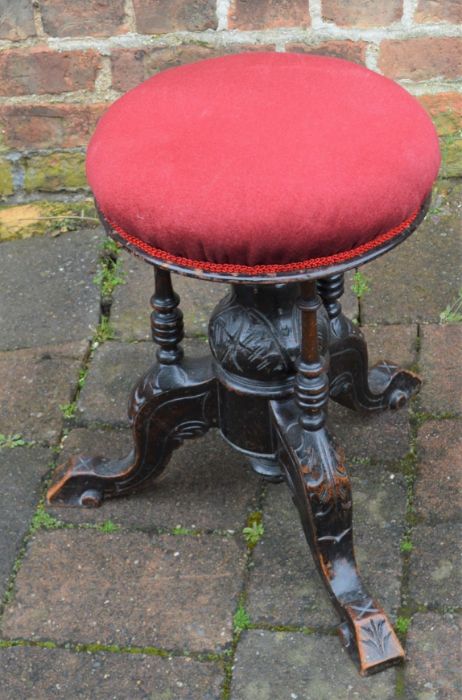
<box><xmin>87</xmin><ymin>52</ymin><xmax>440</xmax><ymax>275</ymax></box>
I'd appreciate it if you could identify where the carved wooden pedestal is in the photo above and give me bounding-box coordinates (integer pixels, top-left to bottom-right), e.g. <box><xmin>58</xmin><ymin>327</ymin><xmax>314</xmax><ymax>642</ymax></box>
<box><xmin>47</xmin><ymin>268</ymin><xmax>421</xmax><ymax>676</ymax></box>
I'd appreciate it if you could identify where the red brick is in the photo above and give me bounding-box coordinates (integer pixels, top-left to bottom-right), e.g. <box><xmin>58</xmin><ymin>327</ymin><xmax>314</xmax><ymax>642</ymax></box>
<box><xmin>229</xmin><ymin>0</ymin><xmax>310</xmax><ymax>29</ymax></box>
<box><xmin>379</xmin><ymin>37</ymin><xmax>462</xmax><ymax>80</ymax></box>
<box><xmin>40</xmin><ymin>0</ymin><xmax>127</xmax><ymax>37</ymax></box>
<box><xmin>0</xmin><ymin>103</ymin><xmax>108</xmax><ymax>150</ymax></box>
<box><xmin>133</xmin><ymin>0</ymin><xmax>217</xmax><ymax>32</ymax></box>
<box><xmin>286</xmin><ymin>40</ymin><xmax>367</xmax><ymax>65</ymax></box>
<box><xmin>111</xmin><ymin>44</ymin><xmax>275</xmax><ymax>92</ymax></box>
<box><xmin>415</xmin><ymin>0</ymin><xmax>462</xmax><ymax>23</ymax></box>
<box><xmin>322</xmin><ymin>0</ymin><xmax>402</xmax><ymax>26</ymax></box>
<box><xmin>418</xmin><ymin>92</ymin><xmax>462</xmax><ymax>136</ymax></box>
<box><xmin>0</xmin><ymin>0</ymin><xmax>36</xmax><ymax>40</ymax></box>
<box><xmin>0</xmin><ymin>49</ymin><xmax>101</xmax><ymax>97</ymax></box>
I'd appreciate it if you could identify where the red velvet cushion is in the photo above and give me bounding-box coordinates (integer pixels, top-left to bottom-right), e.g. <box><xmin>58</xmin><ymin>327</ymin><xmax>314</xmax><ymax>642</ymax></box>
<box><xmin>87</xmin><ymin>52</ymin><xmax>440</xmax><ymax>271</ymax></box>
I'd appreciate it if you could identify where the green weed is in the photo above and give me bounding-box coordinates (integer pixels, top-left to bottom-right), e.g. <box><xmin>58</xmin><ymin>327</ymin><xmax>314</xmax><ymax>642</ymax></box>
<box><xmin>233</xmin><ymin>604</ymin><xmax>251</xmax><ymax>633</ymax></box>
<box><xmin>243</xmin><ymin>511</ymin><xmax>264</xmax><ymax>548</ymax></box>
<box><xmin>60</xmin><ymin>402</ymin><xmax>76</xmax><ymax>419</ymax></box>
<box><xmin>172</xmin><ymin>525</ymin><xmax>198</xmax><ymax>536</ymax></box>
<box><xmin>351</xmin><ymin>270</ymin><xmax>370</xmax><ymax>299</ymax></box>
<box><xmin>400</xmin><ymin>538</ymin><xmax>413</xmax><ymax>553</ymax></box>
<box><xmin>93</xmin><ymin>317</ymin><xmax>115</xmax><ymax>344</ymax></box>
<box><xmin>395</xmin><ymin>616</ymin><xmax>411</xmax><ymax>635</ymax></box>
<box><xmin>0</xmin><ymin>433</ymin><xmax>28</xmax><ymax>449</ymax></box>
<box><xmin>440</xmin><ymin>288</ymin><xmax>462</xmax><ymax>323</ymax></box>
<box><xmin>93</xmin><ymin>239</ymin><xmax>125</xmax><ymax>298</ymax></box>
<box><xmin>30</xmin><ymin>507</ymin><xmax>61</xmax><ymax>532</ymax></box>
<box><xmin>98</xmin><ymin>519</ymin><xmax>120</xmax><ymax>533</ymax></box>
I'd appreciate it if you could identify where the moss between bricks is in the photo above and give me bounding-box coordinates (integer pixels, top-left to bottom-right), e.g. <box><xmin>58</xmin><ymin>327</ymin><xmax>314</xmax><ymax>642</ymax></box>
<box><xmin>23</xmin><ymin>152</ymin><xmax>87</xmax><ymax>193</ymax></box>
<box><xmin>0</xmin><ymin>158</ymin><xmax>14</xmax><ymax>198</ymax></box>
<box><xmin>425</xmin><ymin>108</ymin><xmax>462</xmax><ymax>179</ymax></box>
<box><xmin>0</xmin><ymin>199</ymin><xmax>98</xmax><ymax>241</ymax></box>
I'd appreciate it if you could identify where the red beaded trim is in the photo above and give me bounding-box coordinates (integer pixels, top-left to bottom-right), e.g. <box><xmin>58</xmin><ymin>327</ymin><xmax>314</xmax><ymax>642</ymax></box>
<box><xmin>105</xmin><ymin>207</ymin><xmax>420</xmax><ymax>276</ymax></box>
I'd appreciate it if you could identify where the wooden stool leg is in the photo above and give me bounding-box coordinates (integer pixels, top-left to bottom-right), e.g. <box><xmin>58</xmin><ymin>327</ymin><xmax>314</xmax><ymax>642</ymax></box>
<box><xmin>318</xmin><ymin>273</ymin><xmax>421</xmax><ymax>412</ymax></box>
<box><xmin>47</xmin><ymin>268</ymin><xmax>217</xmax><ymax>507</ymax></box>
<box><xmin>271</xmin><ymin>281</ymin><xmax>404</xmax><ymax>675</ymax></box>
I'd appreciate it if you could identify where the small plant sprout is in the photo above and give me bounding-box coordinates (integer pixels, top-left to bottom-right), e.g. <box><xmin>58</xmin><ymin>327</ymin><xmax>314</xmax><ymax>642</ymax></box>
<box><xmin>440</xmin><ymin>288</ymin><xmax>462</xmax><ymax>324</ymax></box>
<box><xmin>93</xmin><ymin>240</ymin><xmax>125</xmax><ymax>299</ymax></box>
<box><xmin>99</xmin><ymin>519</ymin><xmax>120</xmax><ymax>533</ymax></box>
<box><xmin>233</xmin><ymin>604</ymin><xmax>250</xmax><ymax>633</ymax></box>
<box><xmin>400</xmin><ymin>538</ymin><xmax>413</xmax><ymax>553</ymax></box>
<box><xmin>77</xmin><ymin>367</ymin><xmax>88</xmax><ymax>391</ymax></box>
<box><xmin>93</xmin><ymin>317</ymin><xmax>115</xmax><ymax>345</ymax></box>
<box><xmin>60</xmin><ymin>402</ymin><xmax>76</xmax><ymax>419</ymax></box>
<box><xmin>395</xmin><ymin>616</ymin><xmax>411</xmax><ymax>635</ymax></box>
<box><xmin>0</xmin><ymin>433</ymin><xmax>27</xmax><ymax>449</ymax></box>
<box><xmin>30</xmin><ymin>507</ymin><xmax>61</xmax><ymax>532</ymax></box>
<box><xmin>243</xmin><ymin>512</ymin><xmax>264</xmax><ymax>548</ymax></box>
<box><xmin>351</xmin><ymin>270</ymin><xmax>370</xmax><ymax>299</ymax></box>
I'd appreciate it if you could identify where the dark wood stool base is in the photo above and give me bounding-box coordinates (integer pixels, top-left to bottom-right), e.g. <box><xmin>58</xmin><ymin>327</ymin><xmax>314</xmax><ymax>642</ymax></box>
<box><xmin>47</xmin><ymin>270</ymin><xmax>420</xmax><ymax>675</ymax></box>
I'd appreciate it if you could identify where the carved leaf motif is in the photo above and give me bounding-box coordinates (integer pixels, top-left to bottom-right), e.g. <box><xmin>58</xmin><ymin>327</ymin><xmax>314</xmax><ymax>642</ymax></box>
<box><xmin>211</xmin><ymin>306</ymin><xmax>289</xmax><ymax>376</ymax></box>
<box><xmin>360</xmin><ymin>618</ymin><xmax>392</xmax><ymax>657</ymax></box>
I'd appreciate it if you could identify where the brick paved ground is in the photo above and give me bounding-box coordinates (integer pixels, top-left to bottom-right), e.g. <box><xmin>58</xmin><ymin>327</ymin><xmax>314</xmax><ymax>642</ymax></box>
<box><xmin>0</xmin><ymin>181</ymin><xmax>460</xmax><ymax>699</ymax></box>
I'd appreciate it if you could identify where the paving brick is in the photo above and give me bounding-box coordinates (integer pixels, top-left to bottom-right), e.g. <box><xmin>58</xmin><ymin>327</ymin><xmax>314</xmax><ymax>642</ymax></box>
<box><xmin>322</xmin><ymin>0</ymin><xmax>402</xmax><ymax>27</ymax></box>
<box><xmin>379</xmin><ymin>37</ymin><xmax>462</xmax><ymax>80</ymax></box>
<box><xmin>415</xmin><ymin>420</ymin><xmax>462</xmax><ymax>523</ymax></box>
<box><xmin>76</xmin><ymin>339</ymin><xmax>208</xmax><ymax>427</ymax></box>
<box><xmin>361</xmin><ymin>324</ymin><xmax>418</xmax><ymax>369</ymax></box>
<box><xmin>1</xmin><ymin>529</ymin><xmax>244</xmax><ymax>652</ymax></box>
<box><xmin>286</xmin><ymin>40</ymin><xmax>366</xmax><ymax>64</ymax></box>
<box><xmin>360</xmin><ymin>182</ymin><xmax>462</xmax><ymax>324</ymax></box>
<box><xmin>246</xmin><ymin>467</ymin><xmax>406</xmax><ymax>628</ymax></box>
<box><xmin>0</xmin><ymin>646</ymin><xmax>223</xmax><ymax>700</ymax></box>
<box><xmin>111</xmin><ymin>249</ymin><xmax>226</xmax><ymax>340</ymax></box>
<box><xmin>0</xmin><ymin>103</ymin><xmax>108</xmax><ymax>150</ymax></box>
<box><xmin>419</xmin><ymin>324</ymin><xmax>462</xmax><ymax>415</ymax></box>
<box><xmin>415</xmin><ymin>0</ymin><xmax>462</xmax><ymax>23</ymax></box>
<box><xmin>229</xmin><ymin>0</ymin><xmax>310</xmax><ymax>29</ymax></box>
<box><xmin>408</xmin><ymin>523</ymin><xmax>461</xmax><ymax>608</ymax></box>
<box><xmin>0</xmin><ymin>446</ymin><xmax>50</xmax><ymax>599</ymax></box>
<box><xmin>0</xmin><ymin>0</ymin><xmax>35</xmax><ymax>41</ymax></box>
<box><xmin>133</xmin><ymin>0</ymin><xmax>217</xmax><ymax>32</ymax></box>
<box><xmin>0</xmin><ymin>49</ymin><xmax>100</xmax><ymax>97</ymax></box>
<box><xmin>327</xmin><ymin>328</ymin><xmax>414</xmax><ymax>461</ymax></box>
<box><xmin>231</xmin><ymin>630</ymin><xmax>397</xmax><ymax>699</ymax></box>
<box><xmin>329</xmin><ymin>402</ymin><xmax>411</xmax><ymax>462</ymax></box>
<box><xmin>40</xmin><ymin>0</ymin><xmax>127</xmax><ymax>37</ymax></box>
<box><xmin>47</xmin><ymin>427</ymin><xmax>260</xmax><ymax>532</ymax></box>
<box><xmin>405</xmin><ymin>612</ymin><xmax>462</xmax><ymax>700</ymax></box>
<box><xmin>0</xmin><ymin>342</ymin><xmax>88</xmax><ymax>443</ymax></box>
<box><xmin>0</xmin><ymin>230</ymin><xmax>103</xmax><ymax>351</ymax></box>
<box><xmin>111</xmin><ymin>44</ymin><xmax>275</xmax><ymax>92</ymax></box>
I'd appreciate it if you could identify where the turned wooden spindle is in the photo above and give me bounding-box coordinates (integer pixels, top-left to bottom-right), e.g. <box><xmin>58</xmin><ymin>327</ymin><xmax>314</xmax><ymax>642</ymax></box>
<box><xmin>151</xmin><ymin>267</ymin><xmax>184</xmax><ymax>364</ymax></box>
<box><xmin>295</xmin><ymin>280</ymin><xmax>329</xmax><ymax>431</ymax></box>
<box><xmin>317</xmin><ymin>273</ymin><xmax>344</xmax><ymax>320</ymax></box>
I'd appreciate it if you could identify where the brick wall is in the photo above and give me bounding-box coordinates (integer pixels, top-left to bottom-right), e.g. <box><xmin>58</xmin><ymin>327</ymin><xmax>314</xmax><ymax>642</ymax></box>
<box><xmin>0</xmin><ymin>0</ymin><xmax>461</xmax><ymax>205</ymax></box>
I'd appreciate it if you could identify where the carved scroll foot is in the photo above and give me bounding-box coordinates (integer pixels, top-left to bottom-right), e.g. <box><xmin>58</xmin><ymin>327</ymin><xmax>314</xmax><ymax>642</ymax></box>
<box><xmin>47</xmin><ymin>357</ymin><xmax>218</xmax><ymax>506</ymax></box>
<box><xmin>271</xmin><ymin>397</ymin><xmax>404</xmax><ymax>675</ymax></box>
<box><xmin>328</xmin><ymin>320</ymin><xmax>421</xmax><ymax>413</ymax></box>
